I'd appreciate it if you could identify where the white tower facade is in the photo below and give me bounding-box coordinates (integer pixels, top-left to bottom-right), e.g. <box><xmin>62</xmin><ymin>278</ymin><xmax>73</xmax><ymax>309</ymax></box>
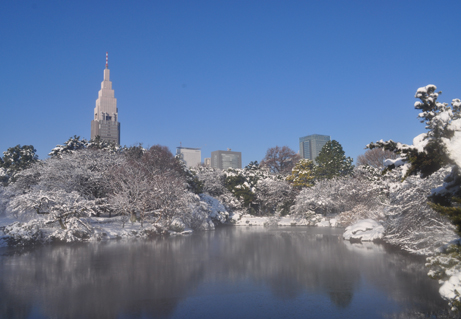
<box><xmin>91</xmin><ymin>52</ymin><xmax>120</xmax><ymax>144</ymax></box>
<box><xmin>176</xmin><ymin>147</ymin><xmax>201</xmax><ymax>168</ymax></box>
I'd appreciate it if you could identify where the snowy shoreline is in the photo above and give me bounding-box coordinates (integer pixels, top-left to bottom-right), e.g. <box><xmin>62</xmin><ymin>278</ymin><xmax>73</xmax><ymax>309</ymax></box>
<box><xmin>0</xmin><ymin>212</ymin><xmax>372</xmax><ymax>247</ymax></box>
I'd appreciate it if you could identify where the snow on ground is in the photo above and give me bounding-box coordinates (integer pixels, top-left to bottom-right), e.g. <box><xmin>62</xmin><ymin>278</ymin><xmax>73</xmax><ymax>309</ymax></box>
<box><xmin>343</xmin><ymin>219</ymin><xmax>384</xmax><ymax>242</ymax></box>
<box><xmin>234</xmin><ymin>214</ymin><xmax>271</xmax><ymax>226</ymax></box>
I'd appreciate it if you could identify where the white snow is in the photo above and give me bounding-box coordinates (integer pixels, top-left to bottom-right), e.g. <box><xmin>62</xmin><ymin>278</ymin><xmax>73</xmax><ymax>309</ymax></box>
<box><xmin>383</xmin><ymin>157</ymin><xmax>405</xmax><ymax>167</ymax></box>
<box><xmin>444</xmin><ymin>118</ymin><xmax>461</xmax><ymax>168</ymax></box>
<box><xmin>343</xmin><ymin>219</ymin><xmax>384</xmax><ymax>242</ymax></box>
<box><xmin>439</xmin><ymin>271</ymin><xmax>461</xmax><ymax>310</ymax></box>
<box><xmin>413</xmin><ymin>133</ymin><xmax>428</xmax><ymax>153</ymax></box>
<box><xmin>235</xmin><ymin>214</ymin><xmax>270</xmax><ymax>226</ymax></box>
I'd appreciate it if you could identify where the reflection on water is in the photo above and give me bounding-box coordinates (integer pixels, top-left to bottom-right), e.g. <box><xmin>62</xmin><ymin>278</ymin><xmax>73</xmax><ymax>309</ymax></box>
<box><xmin>0</xmin><ymin>227</ymin><xmax>451</xmax><ymax>318</ymax></box>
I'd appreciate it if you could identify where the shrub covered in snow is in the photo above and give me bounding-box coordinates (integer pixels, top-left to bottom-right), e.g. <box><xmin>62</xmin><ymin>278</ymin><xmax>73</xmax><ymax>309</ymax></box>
<box><xmin>192</xmin><ymin>164</ymin><xmax>295</xmax><ymax>216</ymax></box>
<box><xmin>343</xmin><ymin>219</ymin><xmax>384</xmax><ymax>242</ymax></box>
<box><xmin>292</xmin><ymin>166</ymin><xmax>384</xmax><ymax>221</ymax></box>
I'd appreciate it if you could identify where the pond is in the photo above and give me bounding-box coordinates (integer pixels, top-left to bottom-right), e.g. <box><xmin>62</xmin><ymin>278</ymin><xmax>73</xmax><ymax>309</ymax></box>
<box><xmin>0</xmin><ymin>226</ymin><xmax>452</xmax><ymax>318</ymax></box>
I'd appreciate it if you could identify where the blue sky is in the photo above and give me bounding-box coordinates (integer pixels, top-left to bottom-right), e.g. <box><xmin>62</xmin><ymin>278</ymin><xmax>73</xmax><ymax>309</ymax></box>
<box><xmin>1</xmin><ymin>1</ymin><xmax>461</xmax><ymax>166</ymax></box>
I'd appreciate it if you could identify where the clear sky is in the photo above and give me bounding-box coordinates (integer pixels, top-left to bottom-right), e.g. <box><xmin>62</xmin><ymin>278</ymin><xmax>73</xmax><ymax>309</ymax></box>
<box><xmin>1</xmin><ymin>0</ymin><xmax>461</xmax><ymax>166</ymax></box>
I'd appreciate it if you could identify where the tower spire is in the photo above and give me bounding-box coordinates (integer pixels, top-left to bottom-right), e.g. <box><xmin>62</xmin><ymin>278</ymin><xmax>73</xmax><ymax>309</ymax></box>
<box><xmin>106</xmin><ymin>52</ymin><xmax>108</xmax><ymax>69</ymax></box>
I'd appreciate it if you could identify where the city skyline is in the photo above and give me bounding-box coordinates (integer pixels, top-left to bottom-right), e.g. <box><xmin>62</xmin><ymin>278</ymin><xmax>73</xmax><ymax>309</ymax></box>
<box><xmin>1</xmin><ymin>1</ymin><xmax>461</xmax><ymax>166</ymax></box>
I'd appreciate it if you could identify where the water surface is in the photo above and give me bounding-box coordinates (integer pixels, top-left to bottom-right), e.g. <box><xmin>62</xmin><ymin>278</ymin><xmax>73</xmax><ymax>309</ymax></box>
<box><xmin>0</xmin><ymin>226</ymin><xmax>451</xmax><ymax>318</ymax></box>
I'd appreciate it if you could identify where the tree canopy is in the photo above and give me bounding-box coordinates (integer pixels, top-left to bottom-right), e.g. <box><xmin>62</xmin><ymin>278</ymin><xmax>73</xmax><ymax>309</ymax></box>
<box><xmin>357</xmin><ymin>148</ymin><xmax>398</xmax><ymax>169</ymax></box>
<box><xmin>260</xmin><ymin>146</ymin><xmax>300</xmax><ymax>175</ymax></box>
<box><xmin>286</xmin><ymin>159</ymin><xmax>315</xmax><ymax>188</ymax></box>
<box><xmin>0</xmin><ymin>144</ymin><xmax>38</xmax><ymax>185</ymax></box>
<box><xmin>315</xmin><ymin>140</ymin><xmax>353</xmax><ymax>180</ymax></box>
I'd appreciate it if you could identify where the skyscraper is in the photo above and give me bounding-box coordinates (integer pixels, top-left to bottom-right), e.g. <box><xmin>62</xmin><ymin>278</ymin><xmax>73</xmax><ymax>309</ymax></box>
<box><xmin>176</xmin><ymin>146</ymin><xmax>201</xmax><ymax>168</ymax></box>
<box><xmin>299</xmin><ymin>134</ymin><xmax>330</xmax><ymax>164</ymax></box>
<box><xmin>91</xmin><ymin>52</ymin><xmax>120</xmax><ymax>145</ymax></box>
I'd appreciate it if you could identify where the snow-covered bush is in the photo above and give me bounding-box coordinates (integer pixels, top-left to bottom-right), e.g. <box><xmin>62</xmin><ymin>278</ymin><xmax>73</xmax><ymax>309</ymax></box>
<box><xmin>8</xmin><ymin>189</ymin><xmax>96</xmax><ymax>227</ymax></box>
<box><xmin>191</xmin><ymin>166</ymin><xmax>227</xmax><ymax>197</ymax></box>
<box><xmin>256</xmin><ymin>178</ymin><xmax>295</xmax><ymax>215</ymax></box>
<box><xmin>426</xmin><ymin>243</ymin><xmax>461</xmax><ymax>311</ymax></box>
<box><xmin>292</xmin><ymin>166</ymin><xmax>384</xmax><ymax>221</ymax></box>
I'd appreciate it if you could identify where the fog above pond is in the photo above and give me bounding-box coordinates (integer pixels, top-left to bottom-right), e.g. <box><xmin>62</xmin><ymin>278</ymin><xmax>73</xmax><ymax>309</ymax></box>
<box><xmin>0</xmin><ymin>227</ymin><xmax>450</xmax><ymax>319</ymax></box>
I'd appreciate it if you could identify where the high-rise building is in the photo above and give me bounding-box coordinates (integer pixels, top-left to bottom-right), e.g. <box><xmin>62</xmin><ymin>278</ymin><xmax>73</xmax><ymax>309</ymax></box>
<box><xmin>91</xmin><ymin>52</ymin><xmax>120</xmax><ymax>145</ymax></box>
<box><xmin>299</xmin><ymin>134</ymin><xmax>330</xmax><ymax>164</ymax></box>
<box><xmin>176</xmin><ymin>147</ymin><xmax>201</xmax><ymax>168</ymax></box>
<box><xmin>204</xmin><ymin>158</ymin><xmax>211</xmax><ymax>167</ymax></box>
<box><xmin>211</xmin><ymin>149</ymin><xmax>242</xmax><ymax>170</ymax></box>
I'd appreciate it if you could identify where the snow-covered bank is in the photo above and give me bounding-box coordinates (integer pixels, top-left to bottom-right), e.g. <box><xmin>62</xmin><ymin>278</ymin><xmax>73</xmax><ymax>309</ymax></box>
<box><xmin>0</xmin><ymin>193</ymin><xmax>232</xmax><ymax>247</ymax></box>
<box><xmin>0</xmin><ymin>212</ymin><xmax>342</xmax><ymax>247</ymax></box>
<box><xmin>233</xmin><ymin>213</ymin><xmax>338</xmax><ymax>227</ymax></box>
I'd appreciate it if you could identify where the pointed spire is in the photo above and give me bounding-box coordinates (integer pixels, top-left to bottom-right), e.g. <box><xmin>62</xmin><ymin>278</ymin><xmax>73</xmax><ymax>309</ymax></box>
<box><xmin>105</xmin><ymin>52</ymin><xmax>108</xmax><ymax>69</ymax></box>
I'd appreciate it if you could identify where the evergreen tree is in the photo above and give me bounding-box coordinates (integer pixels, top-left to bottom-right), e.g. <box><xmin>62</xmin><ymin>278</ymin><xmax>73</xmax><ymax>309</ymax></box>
<box><xmin>245</xmin><ymin>161</ymin><xmax>260</xmax><ymax>171</ymax></box>
<box><xmin>315</xmin><ymin>140</ymin><xmax>353</xmax><ymax>180</ymax></box>
<box><xmin>88</xmin><ymin>135</ymin><xmax>119</xmax><ymax>153</ymax></box>
<box><xmin>0</xmin><ymin>144</ymin><xmax>38</xmax><ymax>185</ymax></box>
<box><xmin>286</xmin><ymin>159</ymin><xmax>316</xmax><ymax>188</ymax></box>
<box><xmin>49</xmin><ymin>135</ymin><xmax>88</xmax><ymax>157</ymax></box>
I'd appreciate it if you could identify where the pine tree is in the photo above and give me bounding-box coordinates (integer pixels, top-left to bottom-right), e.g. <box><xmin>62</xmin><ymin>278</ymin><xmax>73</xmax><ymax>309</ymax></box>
<box><xmin>49</xmin><ymin>135</ymin><xmax>88</xmax><ymax>157</ymax></box>
<box><xmin>0</xmin><ymin>144</ymin><xmax>38</xmax><ymax>185</ymax></box>
<box><xmin>286</xmin><ymin>159</ymin><xmax>316</xmax><ymax>188</ymax></box>
<box><xmin>315</xmin><ymin>140</ymin><xmax>353</xmax><ymax>180</ymax></box>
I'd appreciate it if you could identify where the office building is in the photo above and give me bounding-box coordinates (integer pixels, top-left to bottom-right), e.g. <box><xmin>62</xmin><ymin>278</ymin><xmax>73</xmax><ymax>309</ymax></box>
<box><xmin>176</xmin><ymin>147</ymin><xmax>201</xmax><ymax>168</ymax></box>
<box><xmin>91</xmin><ymin>52</ymin><xmax>120</xmax><ymax>144</ymax></box>
<box><xmin>211</xmin><ymin>149</ymin><xmax>242</xmax><ymax>170</ymax></box>
<box><xmin>299</xmin><ymin>134</ymin><xmax>330</xmax><ymax>164</ymax></box>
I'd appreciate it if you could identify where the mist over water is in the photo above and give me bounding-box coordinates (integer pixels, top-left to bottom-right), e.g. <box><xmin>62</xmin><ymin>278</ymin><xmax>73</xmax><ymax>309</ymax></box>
<box><xmin>0</xmin><ymin>227</ymin><xmax>450</xmax><ymax>318</ymax></box>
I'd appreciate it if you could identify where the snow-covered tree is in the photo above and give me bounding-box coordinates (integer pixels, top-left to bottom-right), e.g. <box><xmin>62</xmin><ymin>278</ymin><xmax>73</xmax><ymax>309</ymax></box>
<box><xmin>107</xmin><ymin>145</ymin><xmax>188</xmax><ymax>227</ymax></box>
<box><xmin>292</xmin><ymin>166</ymin><xmax>383</xmax><ymax>220</ymax></box>
<box><xmin>222</xmin><ymin>166</ymin><xmax>292</xmax><ymax>215</ymax></box>
<box><xmin>0</xmin><ymin>144</ymin><xmax>38</xmax><ymax>185</ymax></box>
<box><xmin>315</xmin><ymin>140</ymin><xmax>353</xmax><ymax>180</ymax></box>
<box><xmin>48</xmin><ymin>135</ymin><xmax>88</xmax><ymax>158</ymax></box>
<box><xmin>367</xmin><ymin>85</ymin><xmax>461</xmax><ymax>178</ymax></box>
<box><xmin>3</xmin><ymin>149</ymin><xmax>121</xmax><ymax>220</ymax></box>
<box><xmin>383</xmin><ymin>166</ymin><xmax>457</xmax><ymax>254</ymax></box>
<box><xmin>9</xmin><ymin>190</ymin><xmax>96</xmax><ymax>229</ymax></box>
<box><xmin>192</xmin><ymin>166</ymin><xmax>227</xmax><ymax>197</ymax></box>
<box><xmin>367</xmin><ymin>85</ymin><xmax>461</xmax><ymax>233</ymax></box>
<box><xmin>256</xmin><ymin>178</ymin><xmax>294</xmax><ymax>215</ymax></box>
<box><xmin>49</xmin><ymin>135</ymin><xmax>121</xmax><ymax>158</ymax></box>
<box><xmin>87</xmin><ymin>135</ymin><xmax>119</xmax><ymax>153</ymax></box>
<box><xmin>286</xmin><ymin>159</ymin><xmax>316</xmax><ymax>188</ymax></box>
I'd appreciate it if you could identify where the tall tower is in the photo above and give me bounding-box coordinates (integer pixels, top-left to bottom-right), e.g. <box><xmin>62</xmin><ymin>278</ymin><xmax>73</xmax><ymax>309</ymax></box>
<box><xmin>299</xmin><ymin>134</ymin><xmax>330</xmax><ymax>164</ymax></box>
<box><xmin>91</xmin><ymin>52</ymin><xmax>120</xmax><ymax>144</ymax></box>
